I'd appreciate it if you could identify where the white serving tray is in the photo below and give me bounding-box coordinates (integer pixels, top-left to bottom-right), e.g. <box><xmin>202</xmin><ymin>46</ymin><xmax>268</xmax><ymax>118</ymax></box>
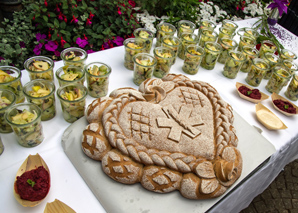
<box><xmin>62</xmin><ymin>111</ymin><xmax>276</xmax><ymax>213</ymax></box>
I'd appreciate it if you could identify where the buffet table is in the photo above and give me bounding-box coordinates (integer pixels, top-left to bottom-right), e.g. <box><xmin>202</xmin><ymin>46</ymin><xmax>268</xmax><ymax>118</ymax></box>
<box><xmin>1</xmin><ymin>18</ymin><xmax>298</xmax><ymax>213</ymax></box>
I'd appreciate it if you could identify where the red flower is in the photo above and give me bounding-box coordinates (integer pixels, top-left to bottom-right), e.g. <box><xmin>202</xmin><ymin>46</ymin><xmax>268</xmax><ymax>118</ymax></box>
<box><xmin>58</xmin><ymin>12</ymin><xmax>64</xmax><ymax>20</ymax></box>
<box><xmin>86</xmin><ymin>18</ymin><xmax>92</xmax><ymax>26</ymax></box>
<box><xmin>32</xmin><ymin>16</ymin><xmax>35</xmax><ymax>21</ymax></box>
<box><xmin>44</xmin><ymin>0</ymin><xmax>48</xmax><ymax>7</ymax></box>
<box><xmin>117</xmin><ymin>7</ymin><xmax>122</xmax><ymax>15</ymax></box>
<box><xmin>89</xmin><ymin>11</ymin><xmax>95</xmax><ymax>19</ymax></box>
<box><xmin>55</xmin><ymin>4</ymin><xmax>60</xmax><ymax>12</ymax></box>
<box><xmin>64</xmin><ymin>16</ymin><xmax>67</xmax><ymax>23</ymax></box>
<box><xmin>61</xmin><ymin>36</ymin><xmax>66</xmax><ymax>47</ymax></box>
<box><xmin>128</xmin><ymin>0</ymin><xmax>136</xmax><ymax>7</ymax></box>
<box><xmin>70</xmin><ymin>15</ymin><xmax>79</xmax><ymax>24</ymax></box>
<box><xmin>83</xmin><ymin>34</ymin><xmax>88</xmax><ymax>40</ymax></box>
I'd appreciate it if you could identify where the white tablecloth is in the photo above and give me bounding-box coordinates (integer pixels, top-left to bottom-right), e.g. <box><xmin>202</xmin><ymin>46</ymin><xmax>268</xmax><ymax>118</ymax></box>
<box><xmin>1</xmin><ymin>18</ymin><xmax>298</xmax><ymax>213</ymax></box>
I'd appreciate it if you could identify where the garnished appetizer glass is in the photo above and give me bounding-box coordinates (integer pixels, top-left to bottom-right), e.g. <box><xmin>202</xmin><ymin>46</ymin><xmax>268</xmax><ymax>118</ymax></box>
<box><xmin>85</xmin><ymin>62</ymin><xmax>111</xmax><ymax>98</ymax></box>
<box><xmin>281</xmin><ymin>59</ymin><xmax>298</xmax><ymax>75</ymax></box>
<box><xmin>23</xmin><ymin>80</ymin><xmax>56</xmax><ymax>121</ymax></box>
<box><xmin>156</xmin><ymin>22</ymin><xmax>176</xmax><ymax>47</ymax></box>
<box><xmin>182</xmin><ymin>44</ymin><xmax>205</xmax><ymax>75</ymax></box>
<box><xmin>280</xmin><ymin>49</ymin><xmax>297</xmax><ymax>61</ymax></box>
<box><xmin>285</xmin><ymin>74</ymin><xmax>298</xmax><ymax>101</ymax></box>
<box><xmin>5</xmin><ymin>103</ymin><xmax>44</xmax><ymax>147</ymax></box>
<box><xmin>240</xmin><ymin>45</ymin><xmax>259</xmax><ymax>73</ymax></box>
<box><xmin>265</xmin><ymin>66</ymin><xmax>291</xmax><ymax>94</ymax></box>
<box><xmin>57</xmin><ymin>83</ymin><xmax>88</xmax><ymax>123</ymax></box>
<box><xmin>60</xmin><ymin>47</ymin><xmax>88</xmax><ymax>69</ymax></box>
<box><xmin>262</xmin><ymin>52</ymin><xmax>280</xmax><ymax>79</ymax></box>
<box><xmin>222</xmin><ymin>50</ymin><xmax>245</xmax><ymax>79</ymax></box>
<box><xmin>24</xmin><ymin>56</ymin><xmax>54</xmax><ymax>81</ymax></box>
<box><xmin>178</xmin><ymin>32</ymin><xmax>199</xmax><ymax>60</ymax></box>
<box><xmin>133</xmin><ymin>53</ymin><xmax>157</xmax><ymax>86</ymax></box>
<box><xmin>243</xmin><ymin>28</ymin><xmax>259</xmax><ymax>40</ymax></box>
<box><xmin>258</xmin><ymin>40</ymin><xmax>277</xmax><ymax>58</ymax></box>
<box><xmin>55</xmin><ymin>65</ymin><xmax>85</xmax><ymax>87</ymax></box>
<box><xmin>222</xmin><ymin>20</ymin><xmax>238</xmax><ymax>33</ymax></box>
<box><xmin>0</xmin><ymin>89</ymin><xmax>16</xmax><ymax>133</ymax></box>
<box><xmin>123</xmin><ymin>38</ymin><xmax>146</xmax><ymax>70</ymax></box>
<box><xmin>198</xmin><ymin>29</ymin><xmax>218</xmax><ymax>48</ymax></box>
<box><xmin>153</xmin><ymin>47</ymin><xmax>175</xmax><ymax>78</ymax></box>
<box><xmin>245</xmin><ymin>58</ymin><xmax>269</xmax><ymax>87</ymax></box>
<box><xmin>198</xmin><ymin>19</ymin><xmax>216</xmax><ymax>36</ymax></box>
<box><xmin>161</xmin><ymin>36</ymin><xmax>181</xmax><ymax>64</ymax></box>
<box><xmin>201</xmin><ymin>42</ymin><xmax>222</xmax><ymax>70</ymax></box>
<box><xmin>218</xmin><ymin>27</ymin><xmax>236</xmax><ymax>39</ymax></box>
<box><xmin>217</xmin><ymin>37</ymin><xmax>238</xmax><ymax>64</ymax></box>
<box><xmin>238</xmin><ymin>35</ymin><xmax>256</xmax><ymax>52</ymax></box>
<box><xmin>177</xmin><ymin>20</ymin><xmax>196</xmax><ymax>38</ymax></box>
<box><xmin>133</xmin><ymin>28</ymin><xmax>154</xmax><ymax>53</ymax></box>
<box><xmin>0</xmin><ymin>66</ymin><xmax>25</xmax><ymax>103</ymax></box>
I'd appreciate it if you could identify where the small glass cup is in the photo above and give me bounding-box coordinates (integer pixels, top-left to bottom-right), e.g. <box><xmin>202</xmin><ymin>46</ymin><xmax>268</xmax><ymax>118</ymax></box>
<box><xmin>245</xmin><ymin>58</ymin><xmax>270</xmax><ymax>87</ymax></box>
<box><xmin>265</xmin><ymin>66</ymin><xmax>291</xmax><ymax>94</ymax></box>
<box><xmin>0</xmin><ymin>89</ymin><xmax>16</xmax><ymax>133</ymax></box>
<box><xmin>238</xmin><ymin>35</ymin><xmax>256</xmax><ymax>52</ymax></box>
<box><xmin>23</xmin><ymin>80</ymin><xmax>56</xmax><ymax>121</ymax></box>
<box><xmin>57</xmin><ymin>83</ymin><xmax>88</xmax><ymax>123</ymax></box>
<box><xmin>123</xmin><ymin>38</ymin><xmax>146</xmax><ymax>70</ymax></box>
<box><xmin>218</xmin><ymin>27</ymin><xmax>236</xmax><ymax>39</ymax></box>
<box><xmin>161</xmin><ymin>36</ymin><xmax>181</xmax><ymax>64</ymax></box>
<box><xmin>85</xmin><ymin>62</ymin><xmax>112</xmax><ymax>98</ymax></box>
<box><xmin>0</xmin><ymin>66</ymin><xmax>25</xmax><ymax>103</ymax></box>
<box><xmin>177</xmin><ymin>20</ymin><xmax>196</xmax><ymax>38</ymax></box>
<box><xmin>236</xmin><ymin>27</ymin><xmax>246</xmax><ymax>37</ymax></box>
<box><xmin>201</xmin><ymin>42</ymin><xmax>222</xmax><ymax>70</ymax></box>
<box><xmin>222</xmin><ymin>20</ymin><xmax>238</xmax><ymax>33</ymax></box>
<box><xmin>133</xmin><ymin>28</ymin><xmax>154</xmax><ymax>53</ymax></box>
<box><xmin>56</xmin><ymin>65</ymin><xmax>85</xmax><ymax>87</ymax></box>
<box><xmin>178</xmin><ymin>33</ymin><xmax>199</xmax><ymax>60</ymax></box>
<box><xmin>156</xmin><ymin>22</ymin><xmax>176</xmax><ymax>47</ymax></box>
<box><xmin>60</xmin><ymin>47</ymin><xmax>88</xmax><ymax>69</ymax></box>
<box><xmin>198</xmin><ymin>19</ymin><xmax>216</xmax><ymax>36</ymax></box>
<box><xmin>217</xmin><ymin>37</ymin><xmax>238</xmax><ymax>64</ymax></box>
<box><xmin>262</xmin><ymin>52</ymin><xmax>280</xmax><ymax>79</ymax></box>
<box><xmin>199</xmin><ymin>29</ymin><xmax>218</xmax><ymax>48</ymax></box>
<box><xmin>24</xmin><ymin>56</ymin><xmax>54</xmax><ymax>81</ymax></box>
<box><xmin>5</xmin><ymin>103</ymin><xmax>44</xmax><ymax>147</ymax></box>
<box><xmin>258</xmin><ymin>40</ymin><xmax>277</xmax><ymax>58</ymax></box>
<box><xmin>243</xmin><ymin>28</ymin><xmax>259</xmax><ymax>40</ymax></box>
<box><xmin>153</xmin><ymin>47</ymin><xmax>175</xmax><ymax>78</ymax></box>
<box><xmin>182</xmin><ymin>45</ymin><xmax>205</xmax><ymax>75</ymax></box>
<box><xmin>222</xmin><ymin>50</ymin><xmax>245</xmax><ymax>79</ymax></box>
<box><xmin>281</xmin><ymin>60</ymin><xmax>298</xmax><ymax>75</ymax></box>
<box><xmin>280</xmin><ymin>49</ymin><xmax>298</xmax><ymax>62</ymax></box>
<box><xmin>285</xmin><ymin>74</ymin><xmax>298</xmax><ymax>101</ymax></box>
<box><xmin>0</xmin><ymin>136</ymin><xmax>4</xmax><ymax>155</ymax></box>
<box><xmin>133</xmin><ymin>53</ymin><xmax>157</xmax><ymax>86</ymax></box>
<box><xmin>240</xmin><ymin>45</ymin><xmax>259</xmax><ymax>73</ymax></box>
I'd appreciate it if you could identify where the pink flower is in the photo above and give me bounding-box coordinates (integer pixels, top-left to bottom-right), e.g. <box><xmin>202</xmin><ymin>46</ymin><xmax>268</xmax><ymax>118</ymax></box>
<box><xmin>117</xmin><ymin>7</ymin><xmax>122</xmax><ymax>15</ymax></box>
<box><xmin>86</xmin><ymin>18</ymin><xmax>92</xmax><ymax>26</ymax></box>
<box><xmin>58</xmin><ymin>13</ymin><xmax>64</xmax><ymax>21</ymax></box>
<box><xmin>36</xmin><ymin>33</ymin><xmax>47</xmax><ymax>42</ymax></box>
<box><xmin>33</xmin><ymin>43</ymin><xmax>43</xmax><ymax>55</ymax></box>
<box><xmin>70</xmin><ymin>15</ymin><xmax>78</xmax><ymax>24</ymax></box>
<box><xmin>112</xmin><ymin>36</ymin><xmax>124</xmax><ymax>46</ymax></box>
<box><xmin>86</xmin><ymin>49</ymin><xmax>95</xmax><ymax>54</ymax></box>
<box><xmin>45</xmin><ymin>41</ymin><xmax>58</xmax><ymax>52</ymax></box>
<box><xmin>128</xmin><ymin>0</ymin><xmax>136</xmax><ymax>7</ymax></box>
<box><xmin>76</xmin><ymin>37</ymin><xmax>88</xmax><ymax>48</ymax></box>
<box><xmin>19</xmin><ymin>41</ymin><xmax>26</xmax><ymax>48</ymax></box>
<box><xmin>54</xmin><ymin>50</ymin><xmax>60</xmax><ymax>57</ymax></box>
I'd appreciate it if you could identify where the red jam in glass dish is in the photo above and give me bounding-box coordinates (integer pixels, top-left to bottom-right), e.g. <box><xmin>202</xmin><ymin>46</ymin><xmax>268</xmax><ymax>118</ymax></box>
<box><xmin>238</xmin><ymin>85</ymin><xmax>261</xmax><ymax>100</ymax></box>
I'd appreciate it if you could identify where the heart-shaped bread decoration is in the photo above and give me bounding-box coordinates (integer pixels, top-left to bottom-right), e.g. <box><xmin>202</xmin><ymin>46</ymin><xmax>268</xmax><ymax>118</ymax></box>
<box><xmin>82</xmin><ymin>74</ymin><xmax>242</xmax><ymax>199</ymax></box>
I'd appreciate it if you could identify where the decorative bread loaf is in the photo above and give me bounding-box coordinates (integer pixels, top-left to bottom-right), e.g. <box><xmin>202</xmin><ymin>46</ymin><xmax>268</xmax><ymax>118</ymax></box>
<box><xmin>82</xmin><ymin>74</ymin><xmax>242</xmax><ymax>199</ymax></box>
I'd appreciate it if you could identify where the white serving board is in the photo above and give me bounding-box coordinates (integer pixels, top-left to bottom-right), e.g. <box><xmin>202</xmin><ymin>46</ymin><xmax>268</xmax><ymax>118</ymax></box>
<box><xmin>62</xmin><ymin>111</ymin><xmax>276</xmax><ymax>213</ymax></box>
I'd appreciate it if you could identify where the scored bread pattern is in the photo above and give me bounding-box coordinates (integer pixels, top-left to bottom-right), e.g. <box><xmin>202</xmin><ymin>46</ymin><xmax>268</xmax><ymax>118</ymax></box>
<box><xmin>82</xmin><ymin>74</ymin><xmax>242</xmax><ymax>199</ymax></box>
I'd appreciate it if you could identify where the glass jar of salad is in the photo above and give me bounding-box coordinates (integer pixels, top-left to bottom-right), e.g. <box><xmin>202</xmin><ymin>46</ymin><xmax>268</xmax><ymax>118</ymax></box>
<box><xmin>57</xmin><ymin>83</ymin><xmax>88</xmax><ymax>123</ymax></box>
<box><xmin>217</xmin><ymin>37</ymin><xmax>238</xmax><ymax>64</ymax></box>
<box><xmin>201</xmin><ymin>42</ymin><xmax>222</xmax><ymax>70</ymax></box>
<box><xmin>60</xmin><ymin>47</ymin><xmax>88</xmax><ymax>69</ymax></box>
<box><xmin>123</xmin><ymin>38</ymin><xmax>146</xmax><ymax>70</ymax></box>
<box><xmin>198</xmin><ymin>19</ymin><xmax>216</xmax><ymax>37</ymax></box>
<box><xmin>222</xmin><ymin>50</ymin><xmax>245</xmax><ymax>79</ymax></box>
<box><xmin>198</xmin><ymin>29</ymin><xmax>218</xmax><ymax>48</ymax></box>
<box><xmin>161</xmin><ymin>36</ymin><xmax>181</xmax><ymax>64</ymax></box>
<box><xmin>236</xmin><ymin>27</ymin><xmax>246</xmax><ymax>37</ymax></box>
<box><xmin>23</xmin><ymin>80</ymin><xmax>56</xmax><ymax>121</ymax></box>
<box><xmin>218</xmin><ymin>27</ymin><xmax>236</xmax><ymax>40</ymax></box>
<box><xmin>177</xmin><ymin>20</ymin><xmax>196</xmax><ymax>38</ymax></box>
<box><xmin>0</xmin><ymin>89</ymin><xmax>16</xmax><ymax>133</ymax></box>
<box><xmin>5</xmin><ymin>103</ymin><xmax>44</xmax><ymax>147</ymax></box>
<box><xmin>262</xmin><ymin>52</ymin><xmax>280</xmax><ymax>79</ymax></box>
<box><xmin>133</xmin><ymin>53</ymin><xmax>157</xmax><ymax>86</ymax></box>
<box><xmin>240</xmin><ymin>45</ymin><xmax>259</xmax><ymax>73</ymax></box>
<box><xmin>24</xmin><ymin>56</ymin><xmax>54</xmax><ymax>81</ymax></box>
<box><xmin>0</xmin><ymin>66</ymin><xmax>25</xmax><ymax>103</ymax></box>
<box><xmin>285</xmin><ymin>74</ymin><xmax>298</xmax><ymax>101</ymax></box>
<box><xmin>56</xmin><ymin>65</ymin><xmax>85</xmax><ymax>87</ymax></box>
<box><xmin>153</xmin><ymin>47</ymin><xmax>175</xmax><ymax>78</ymax></box>
<box><xmin>280</xmin><ymin>49</ymin><xmax>297</xmax><ymax>61</ymax></box>
<box><xmin>245</xmin><ymin>58</ymin><xmax>270</xmax><ymax>87</ymax></box>
<box><xmin>178</xmin><ymin>33</ymin><xmax>199</xmax><ymax>60</ymax></box>
<box><xmin>156</xmin><ymin>22</ymin><xmax>176</xmax><ymax>47</ymax></box>
<box><xmin>258</xmin><ymin>40</ymin><xmax>277</xmax><ymax>58</ymax></box>
<box><xmin>222</xmin><ymin>20</ymin><xmax>238</xmax><ymax>33</ymax></box>
<box><xmin>238</xmin><ymin>35</ymin><xmax>256</xmax><ymax>52</ymax></box>
<box><xmin>281</xmin><ymin>59</ymin><xmax>298</xmax><ymax>75</ymax></box>
<box><xmin>133</xmin><ymin>28</ymin><xmax>154</xmax><ymax>53</ymax></box>
<box><xmin>243</xmin><ymin>28</ymin><xmax>259</xmax><ymax>40</ymax></box>
<box><xmin>85</xmin><ymin>62</ymin><xmax>112</xmax><ymax>98</ymax></box>
<box><xmin>182</xmin><ymin>44</ymin><xmax>205</xmax><ymax>75</ymax></box>
<box><xmin>265</xmin><ymin>66</ymin><xmax>291</xmax><ymax>94</ymax></box>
